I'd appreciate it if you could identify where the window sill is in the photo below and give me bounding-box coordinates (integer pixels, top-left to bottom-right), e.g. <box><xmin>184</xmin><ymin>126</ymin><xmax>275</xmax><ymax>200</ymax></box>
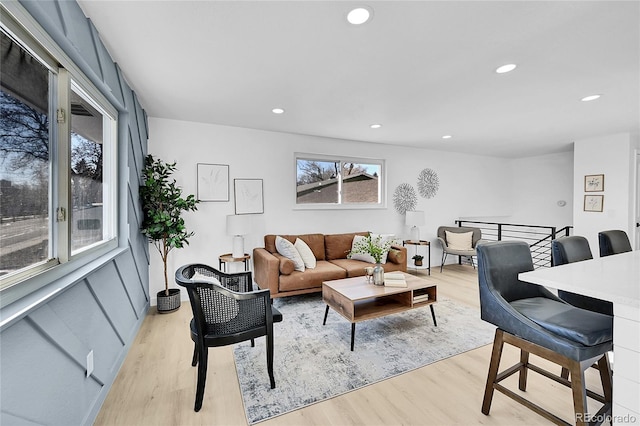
<box><xmin>0</xmin><ymin>246</ymin><xmax>128</xmax><ymax>331</ymax></box>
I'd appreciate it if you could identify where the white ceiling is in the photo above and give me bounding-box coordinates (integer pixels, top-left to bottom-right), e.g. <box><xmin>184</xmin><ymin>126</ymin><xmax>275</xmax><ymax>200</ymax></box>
<box><xmin>77</xmin><ymin>1</ymin><xmax>639</xmax><ymax>158</ymax></box>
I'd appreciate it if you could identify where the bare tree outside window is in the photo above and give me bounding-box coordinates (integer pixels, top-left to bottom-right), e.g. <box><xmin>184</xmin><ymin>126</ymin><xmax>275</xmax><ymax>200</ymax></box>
<box><xmin>0</xmin><ymin>31</ymin><xmax>51</xmax><ymax>275</ymax></box>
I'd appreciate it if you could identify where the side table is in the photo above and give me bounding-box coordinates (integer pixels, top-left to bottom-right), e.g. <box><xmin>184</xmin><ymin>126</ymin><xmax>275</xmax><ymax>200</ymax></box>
<box><xmin>403</xmin><ymin>240</ymin><xmax>431</xmax><ymax>275</ymax></box>
<box><xmin>218</xmin><ymin>253</ymin><xmax>251</xmax><ymax>272</ymax></box>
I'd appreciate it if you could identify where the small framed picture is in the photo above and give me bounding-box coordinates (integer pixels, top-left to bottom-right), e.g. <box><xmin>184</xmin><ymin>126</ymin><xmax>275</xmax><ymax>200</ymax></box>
<box><xmin>584</xmin><ymin>174</ymin><xmax>604</xmax><ymax>192</ymax></box>
<box><xmin>584</xmin><ymin>195</ymin><xmax>604</xmax><ymax>212</ymax></box>
<box><xmin>234</xmin><ymin>178</ymin><xmax>264</xmax><ymax>214</ymax></box>
<box><xmin>197</xmin><ymin>163</ymin><xmax>229</xmax><ymax>201</ymax></box>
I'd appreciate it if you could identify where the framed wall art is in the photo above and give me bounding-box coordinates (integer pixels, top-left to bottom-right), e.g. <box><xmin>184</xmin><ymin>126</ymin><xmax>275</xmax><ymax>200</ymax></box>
<box><xmin>197</xmin><ymin>163</ymin><xmax>229</xmax><ymax>202</ymax></box>
<box><xmin>584</xmin><ymin>195</ymin><xmax>604</xmax><ymax>212</ymax></box>
<box><xmin>584</xmin><ymin>174</ymin><xmax>604</xmax><ymax>192</ymax></box>
<box><xmin>234</xmin><ymin>178</ymin><xmax>264</xmax><ymax>214</ymax></box>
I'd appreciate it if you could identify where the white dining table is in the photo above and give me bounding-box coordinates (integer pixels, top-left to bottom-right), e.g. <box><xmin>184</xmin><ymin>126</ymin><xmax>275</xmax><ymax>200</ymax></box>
<box><xmin>519</xmin><ymin>250</ymin><xmax>640</xmax><ymax>425</ymax></box>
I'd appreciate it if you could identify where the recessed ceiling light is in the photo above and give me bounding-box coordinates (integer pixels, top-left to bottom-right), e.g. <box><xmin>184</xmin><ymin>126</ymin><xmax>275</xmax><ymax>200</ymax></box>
<box><xmin>581</xmin><ymin>94</ymin><xmax>601</xmax><ymax>102</ymax></box>
<box><xmin>370</xmin><ymin>124</ymin><xmax>382</xmax><ymax>129</ymax></box>
<box><xmin>442</xmin><ymin>135</ymin><xmax>452</xmax><ymax>139</ymax></box>
<box><xmin>272</xmin><ymin>108</ymin><xmax>285</xmax><ymax>114</ymax></box>
<box><xmin>495</xmin><ymin>64</ymin><xmax>517</xmax><ymax>74</ymax></box>
<box><xmin>347</xmin><ymin>7</ymin><xmax>372</xmax><ymax>25</ymax></box>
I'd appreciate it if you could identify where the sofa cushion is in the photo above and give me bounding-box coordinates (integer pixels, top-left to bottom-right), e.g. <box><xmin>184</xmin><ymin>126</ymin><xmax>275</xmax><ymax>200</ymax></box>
<box><xmin>273</xmin><ymin>253</ymin><xmax>295</xmax><ymax>275</ymax></box>
<box><xmin>386</xmin><ymin>248</ymin><xmax>406</xmax><ymax>265</ymax></box>
<box><xmin>329</xmin><ymin>258</ymin><xmax>407</xmax><ymax>277</ymax></box>
<box><xmin>265</xmin><ymin>234</ymin><xmax>326</xmax><ymax>260</ymax></box>
<box><xmin>278</xmin><ymin>260</ymin><xmax>347</xmax><ymax>292</ymax></box>
<box><xmin>325</xmin><ymin>232</ymin><xmax>368</xmax><ymax>260</ymax></box>
<box><xmin>295</xmin><ymin>238</ymin><xmax>317</xmax><ymax>269</ymax></box>
<box><xmin>275</xmin><ymin>236</ymin><xmax>305</xmax><ymax>272</ymax></box>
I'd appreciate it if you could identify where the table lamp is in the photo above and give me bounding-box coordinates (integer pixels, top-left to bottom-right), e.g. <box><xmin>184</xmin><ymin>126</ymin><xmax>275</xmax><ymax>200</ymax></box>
<box><xmin>226</xmin><ymin>214</ymin><xmax>252</xmax><ymax>258</ymax></box>
<box><xmin>405</xmin><ymin>210</ymin><xmax>425</xmax><ymax>242</ymax></box>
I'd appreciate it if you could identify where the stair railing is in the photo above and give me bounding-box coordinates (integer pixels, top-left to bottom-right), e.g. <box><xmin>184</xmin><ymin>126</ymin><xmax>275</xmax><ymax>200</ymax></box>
<box><xmin>455</xmin><ymin>220</ymin><xmax>573</xmax><ymax>268</ymax></box>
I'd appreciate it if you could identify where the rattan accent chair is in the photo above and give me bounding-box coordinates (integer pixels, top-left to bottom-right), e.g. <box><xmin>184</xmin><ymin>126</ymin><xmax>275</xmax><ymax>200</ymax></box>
<box><xmin>477</xmin><ymin>241</ymin><xmax>613</xmax><ymax>425</ymax></box>
<box><xmin>175</xmin><ymin>264</ymin><xmax>283</xmax><ymax>412</ymax></box>
<box><xmin>598</xmin><ymin>229</ymin><xmax>632</xmax><ymax>257</ymax></box>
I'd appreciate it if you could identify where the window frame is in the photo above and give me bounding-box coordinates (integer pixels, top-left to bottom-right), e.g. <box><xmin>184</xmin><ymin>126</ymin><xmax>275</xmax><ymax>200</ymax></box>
<box><xmin>293</xmin><ymin>152</ymin><xmax>386</xmax><ymax>210</ymax></box>
<box><xmin>0</xmin><ymin>4</ymin><xmax>119</xmax><ymax>302</ymax></box>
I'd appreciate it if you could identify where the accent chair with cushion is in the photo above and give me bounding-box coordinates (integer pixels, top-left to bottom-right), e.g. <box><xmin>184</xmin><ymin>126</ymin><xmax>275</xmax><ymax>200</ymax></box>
<box><xmin>436</xmin><ymin>226</ymin><xmax>482</xmax><ymax>272</ymax></box>
<box><xmin>175</xmin><ymin>264</ymin><xmax>283</xmax><ymax>412</ymax></box>
<box><xmin>477</xmin><ymin>240</ymin><xmax>613</xmax><ymax>425</ymax></box>
<box><xmin>598</xmin><ymin>229</ymin><xmax>632</xmax><ymax>257</ymax></box>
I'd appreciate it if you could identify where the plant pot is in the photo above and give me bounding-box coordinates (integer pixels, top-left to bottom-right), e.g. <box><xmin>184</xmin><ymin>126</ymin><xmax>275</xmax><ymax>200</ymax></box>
<box><xmin>414</xmin><ymin>260</ymin><xmax>423</xmax><ymax>267</ymax></box>
<box><xmin>157</xmin><ymin>288</ymin><xmax>181</xmax><ymax>313</ymax></box>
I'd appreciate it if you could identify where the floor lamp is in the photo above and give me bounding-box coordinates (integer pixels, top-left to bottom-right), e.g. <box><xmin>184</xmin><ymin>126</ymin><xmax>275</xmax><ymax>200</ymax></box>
<box><xmin>405</xmin><ymin>210</ymin><xmax>425</xmax><ymax>242</ymax></box>
<box><xmin>226</xmin><ymin>214</ymin><xmax>252</xmax><ymax>258</ymax></box>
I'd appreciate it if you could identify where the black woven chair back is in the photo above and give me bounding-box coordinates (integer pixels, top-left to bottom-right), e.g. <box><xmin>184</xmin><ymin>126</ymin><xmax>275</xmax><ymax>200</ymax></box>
<box><xmin>176</xmin><ymin>264</ymin><xmax>269</xmax><ymax>337</ymax></box>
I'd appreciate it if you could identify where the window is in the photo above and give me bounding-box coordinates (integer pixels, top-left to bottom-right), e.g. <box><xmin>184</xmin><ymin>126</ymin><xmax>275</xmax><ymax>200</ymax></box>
<box><xmin>0</xmin><ymin>13</ymin><xmax>117</xmax><ymax>291</ymax></box>
<box><xmin>295</xmin><ymin>154</ymin><xmax>385</xmax><ymax>208</ymax></box>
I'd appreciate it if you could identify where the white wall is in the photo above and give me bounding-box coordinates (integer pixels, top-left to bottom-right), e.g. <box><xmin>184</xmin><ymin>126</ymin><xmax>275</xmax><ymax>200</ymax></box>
<box><xmin>146</xmin><ymin>117</ymin><xmax>574</xmax><ymax>303</ymax></box>
<box><xmin>507</xmin><ymin>152</ymin><xmax>574</xmax><ymax>227</ymax></box>
<box><xmin>573</xmin><ymin>132</ymin><xmax>639</xmax><ymax>255</ymax></box>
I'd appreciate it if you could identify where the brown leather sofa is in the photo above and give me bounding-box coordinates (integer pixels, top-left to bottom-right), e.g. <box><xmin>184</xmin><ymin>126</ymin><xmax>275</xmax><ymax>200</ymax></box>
<box><xmin>253</xmin><ymin>232</ymin><xmax>407</xmax><ymax>298</ymax></box>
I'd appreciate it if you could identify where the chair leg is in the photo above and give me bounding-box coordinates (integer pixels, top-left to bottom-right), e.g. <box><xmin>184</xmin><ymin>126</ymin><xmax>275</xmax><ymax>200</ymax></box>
<box><xmin>251</xmin><ymin>338</ymin><xmax>255</xmax><ymax>347</ymax></box>
<box><xmin>568</xmin><ymin>361</ymin><xmax>588</xmax><ymax>426</ymax></box>
<box><xmin>597</xmin><ymin>353</ymin><xmax>613</xmax><ymax>403</ymax></box>
<box><xmin>440</xmin><ymin>252</ymin><xmax>447</xmax><ymax>273</ymax></box>
<box><xmin>194</xmin><ymin>346</ymin><xmax>208</xmax><ymax>412</ymax></box>
<box><xmin>191</xmin><ymin>342</ymin><xmax>198</xmax><ymax>367</ymax></box>
<box><xmin>518</xmin><ymin>350</ymin><xmax>529</xmax><ymax>391</ymax></box>
<box><xmin>482</xmin><ymin>329</ymin><xmax>505</xmax><ymax>415</ymax></box>
<box><xmin>266</xmin><ymin>330</ymin><xmax>275</xmax><ymax>389</ymax></box>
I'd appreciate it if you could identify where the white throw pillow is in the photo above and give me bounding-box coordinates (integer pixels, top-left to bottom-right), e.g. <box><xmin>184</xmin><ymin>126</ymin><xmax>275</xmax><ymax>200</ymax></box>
<box><xmin>191</xmin><ymin>271</ymin><xmax>222</xmax><ymax>286</ymax></box>
<box><xmin>294</xmin><ymin>238</ymin><xmax>316</xmax><ymax>269</ymax></box>
<box><xmin>350</xmin><ymin>235</ymin><xmax>376</xmax><ymax>264</ymax></box>
<box><xmin>445</xmin><ymin>231</ymin><xmax>473</xmax><ymax>250</ymax></box>
<box><xmin>276</xmin><ymin>236</ymin><xmax>305</xmax><ymax>272</ymax></box>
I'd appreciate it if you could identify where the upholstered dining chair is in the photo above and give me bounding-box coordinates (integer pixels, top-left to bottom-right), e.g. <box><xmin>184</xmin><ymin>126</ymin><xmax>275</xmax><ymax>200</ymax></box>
<box><xmin>551</xmin><ymin>236</ymin><xmax>613</xmax><ymax>316</ymax></box>
<box><xmin>598</xmin><ymin>229</ymin><xmax>632</xmax><ymax>257</ymax></box>
<box><xmin>477</xmin><ymin>241</ymin><xmax>613</xmax><ymax>425</ymax></box>
<box><xmin>436</xmin><ymin>226</ymin><xmax>482</xmax><ymax>272</ymax></box>
<box><xmin>175</xmin><ymin>264</ymin><xmax>283</xmax><ymax>412</ymax></box>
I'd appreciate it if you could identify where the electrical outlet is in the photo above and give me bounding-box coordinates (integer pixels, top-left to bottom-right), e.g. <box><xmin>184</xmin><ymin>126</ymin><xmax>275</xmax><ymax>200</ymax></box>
<box><xmin>86</xmin><ymin>350</ymin><xmax>94</xmax><ymax>378</ymax></box>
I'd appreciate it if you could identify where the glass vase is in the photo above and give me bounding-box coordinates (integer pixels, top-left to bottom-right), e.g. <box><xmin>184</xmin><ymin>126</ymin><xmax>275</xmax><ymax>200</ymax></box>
<box><xmin>373</xmin><ymin>263</ymin><xmax>384</xmax><ymax>286</ymax></box>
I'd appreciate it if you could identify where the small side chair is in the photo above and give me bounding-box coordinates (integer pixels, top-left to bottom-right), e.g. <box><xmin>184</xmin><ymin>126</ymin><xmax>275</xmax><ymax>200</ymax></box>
<box><xmin>175</xmin><ymin>264</ymin><xmax>283</xmax><ymax>412</ymax></box>
<box><xmin>436</xmin><ymin>226</ymin><xmax>482</xmax><ymax>272</ymax></box>
<box><xmin>598</xmin><ymin>230</ymin><xmax>632</xmax><ymax>257</ymax></box>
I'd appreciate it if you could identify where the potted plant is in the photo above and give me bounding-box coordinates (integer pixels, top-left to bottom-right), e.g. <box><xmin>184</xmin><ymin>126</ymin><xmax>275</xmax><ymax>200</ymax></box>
<box><xmin>349</xmin><ymin>233</ymin><xmax>392</xmax><ymax>285</ymax></box>
<box><xmin>140</xmin><ymin>155</ymin><xmax>199</xmax><ymax>313</ymax></box>
<box><xmin>412</xmin><ymin>254</ymin><xmax>424</xmax><ymax>266</ymax></box>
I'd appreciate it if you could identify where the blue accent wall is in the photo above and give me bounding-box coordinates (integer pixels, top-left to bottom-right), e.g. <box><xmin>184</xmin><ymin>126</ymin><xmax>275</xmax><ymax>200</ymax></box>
<box><xmin>0</xmin><ymin>1</ymin><xmax>149</xmax><ymax>424</ymax></box>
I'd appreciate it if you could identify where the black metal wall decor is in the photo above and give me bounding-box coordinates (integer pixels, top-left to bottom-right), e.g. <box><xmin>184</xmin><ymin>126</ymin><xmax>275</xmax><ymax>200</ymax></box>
<box><xmin>393</xmin><ymin>183</ymin><xmax>417</xmax><ymax>214</ymax></box>
<box><xmin>417</xmin><ymin>168</ymin><xmax>439</xmax><ymax>199</ymax></box>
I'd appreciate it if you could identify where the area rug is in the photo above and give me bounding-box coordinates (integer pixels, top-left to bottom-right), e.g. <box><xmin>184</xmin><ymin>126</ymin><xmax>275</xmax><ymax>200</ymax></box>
<box><xmin>233</xmin><ymin>292</ymin><xmax>495</xmax><ymax>424</ymax></box>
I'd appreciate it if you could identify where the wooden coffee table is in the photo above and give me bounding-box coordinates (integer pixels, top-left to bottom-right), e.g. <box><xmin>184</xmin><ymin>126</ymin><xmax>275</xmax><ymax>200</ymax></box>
<box><xmin>322</xmin><ymin>273</ymin><xmax>437</xmax><ymax>351</ymax></box>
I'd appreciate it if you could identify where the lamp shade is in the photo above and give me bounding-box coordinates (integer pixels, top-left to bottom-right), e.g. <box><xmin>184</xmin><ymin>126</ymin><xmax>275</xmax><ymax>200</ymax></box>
<box><xmin>405</xmin><ymin>210</ymin><xmax>425</xmax><ymax>227</ymax></box>
<box><xmin>226</xmin><ymin>214</ymin><xmax>252</xmax><ymax>236</ymax></box>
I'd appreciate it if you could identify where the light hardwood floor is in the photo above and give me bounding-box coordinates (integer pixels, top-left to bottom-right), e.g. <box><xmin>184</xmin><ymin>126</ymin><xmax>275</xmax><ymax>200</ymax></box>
<box><xmin>95</xmin><ymin>265</ymin><xmax>605</xmax><ymax>425</ymax></box>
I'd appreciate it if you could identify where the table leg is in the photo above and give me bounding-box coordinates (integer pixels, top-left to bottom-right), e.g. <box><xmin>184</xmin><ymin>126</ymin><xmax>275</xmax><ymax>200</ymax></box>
<box><xmin>428</xmin><ymin>244</ymin><xmax>431</xmax><ymax>275</ymax></box>
<box><xmin>323</xmin><ymin>305</ymin><xmax>329</xmax><ymax>325</ymax></box>
<box><xmin>351</xmin><ymin>323</ymin><xmax>356</xmax><ymax>351</ymax></box>
<box><xmin>430</xmin><ymin>305</ymin><xmax>437</xmax><ymax>326</ymax></box>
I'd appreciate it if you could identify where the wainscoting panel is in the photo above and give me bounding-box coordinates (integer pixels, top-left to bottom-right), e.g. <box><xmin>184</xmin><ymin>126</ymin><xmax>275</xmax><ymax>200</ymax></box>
<box><xmin>0</xmin><ymin>1</ymin><xmax>151</xmax><ymax>425</ymax></box>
